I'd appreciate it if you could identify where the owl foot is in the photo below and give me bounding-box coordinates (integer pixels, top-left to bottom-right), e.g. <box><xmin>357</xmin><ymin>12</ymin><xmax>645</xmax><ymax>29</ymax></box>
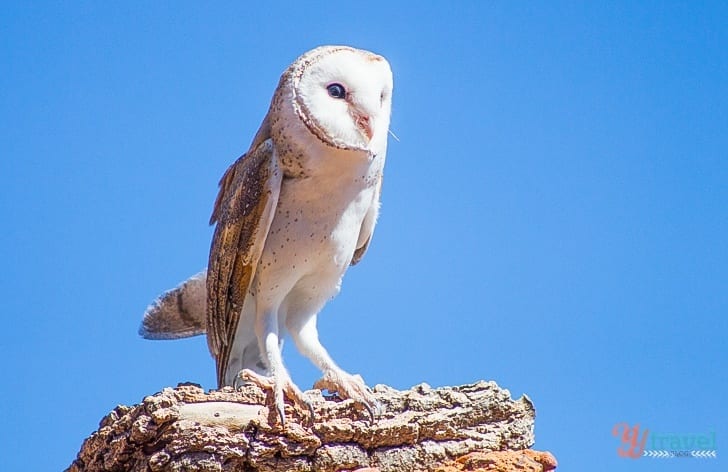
<box><xmin>236</xmin><ymin>369</ymin><xmax>314</xmax><ymax>427</ymax></box>
<box><xmin>313</xmin><ymin>370</ymin><xmax>380</xmax><ymax>424</ymax></box>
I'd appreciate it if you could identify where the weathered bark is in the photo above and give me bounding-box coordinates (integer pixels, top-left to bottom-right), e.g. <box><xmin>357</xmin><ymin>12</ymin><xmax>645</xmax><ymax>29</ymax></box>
<box><xmin>67</xmin><ymin>381</ymin><xmax>557</xmax><ymax>472</ymax></box>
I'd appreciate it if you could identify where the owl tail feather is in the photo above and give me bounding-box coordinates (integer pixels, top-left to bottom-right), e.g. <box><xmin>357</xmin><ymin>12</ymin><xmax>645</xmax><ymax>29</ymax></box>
<box><xmin>139</xmin><ymin>270</ymin><xmax>208</xmax><ymax>340</ymax></box>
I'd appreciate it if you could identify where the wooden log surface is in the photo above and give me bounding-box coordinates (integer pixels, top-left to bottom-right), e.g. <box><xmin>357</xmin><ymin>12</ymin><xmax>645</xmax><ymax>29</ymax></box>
<box><xmin>67</xmin><ymin>380</ymin><xmax>556</xmax><ymax>472</ymax></box>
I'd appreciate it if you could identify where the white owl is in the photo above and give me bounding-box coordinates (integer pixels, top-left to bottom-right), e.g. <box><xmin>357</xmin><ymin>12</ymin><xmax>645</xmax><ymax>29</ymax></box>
<box><xmin>141</xmin><ymin>46</ymin><xmax>393</xmax><ymax>424</ymax></box>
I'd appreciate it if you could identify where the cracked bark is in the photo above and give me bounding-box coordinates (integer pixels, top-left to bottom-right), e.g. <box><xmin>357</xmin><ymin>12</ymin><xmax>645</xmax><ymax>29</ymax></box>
<box><xmin>67</xmin><ymin>381</ymin><xmax>557</xmax><ymax>472</ymax></box>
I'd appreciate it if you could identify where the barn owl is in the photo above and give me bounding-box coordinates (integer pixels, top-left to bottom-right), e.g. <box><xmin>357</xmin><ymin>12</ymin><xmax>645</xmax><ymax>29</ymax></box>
<box><xmin>140</xmin><ymin>46</ymin><xmax>393</xmax><ymax>424</ymax></box>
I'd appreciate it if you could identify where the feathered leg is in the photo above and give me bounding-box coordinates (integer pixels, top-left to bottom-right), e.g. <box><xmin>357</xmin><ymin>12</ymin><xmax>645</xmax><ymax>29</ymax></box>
<box><xmin>240</xmin><ymin>307</ymin><xmax>312</xmax><ymax>427</ymax></box>
<box><xmin>287</xmin><ymin>313</ymin><xmax>379</xmax><ymax>423</ymax></box>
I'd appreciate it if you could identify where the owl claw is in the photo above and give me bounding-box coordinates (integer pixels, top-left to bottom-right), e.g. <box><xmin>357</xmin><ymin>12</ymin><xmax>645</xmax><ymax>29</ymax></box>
<box><xmin>232</xmin><ymin>372</ymin><xmax>246</xmax><ymax>391</ymax></box>
<box><xmin>236</xmin><ymin>369</ymin><xmax>314</xmax><ymax>427</ymax></box>
<box><xmin>360</xmin><ymin>399</ymin><xmax>376</xmax><ymax>424</ymax></box>
<box><xmin>363</xmin><ymin>398</ymin><xmax>384</xmax><ymax>425</ymax></box>
<box><xmin>314</xmin><ymin>370</ymin><xmax>380</xmax><ymax>424</ymax></box>
<box><xmin>274</xmin><ymin>387</ymin><xmax>287</xmax><ymax>428</ymax></box>
<box><xmin>358</xmin><ymin>396</ymin><xmax>384</xmax><ymax>425</ymax></box>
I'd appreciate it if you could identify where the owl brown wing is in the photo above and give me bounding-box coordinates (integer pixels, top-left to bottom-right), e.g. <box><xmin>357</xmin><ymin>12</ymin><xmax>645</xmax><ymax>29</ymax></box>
<box><xmin>351</xmin><ymin>175</ymin><xmax>382</xmax><ymax>266</ymax></box>
<box><xmin>206</xmin><ymin>123</ymin><xmax>281</xmax><ymax>388</ymax></box>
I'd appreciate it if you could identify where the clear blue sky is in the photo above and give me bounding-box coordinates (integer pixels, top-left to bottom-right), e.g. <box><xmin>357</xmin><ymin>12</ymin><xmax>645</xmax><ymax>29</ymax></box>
<box><xmin>1</xmin><ymin>2</ymin><xmax>726</xmax><ymax>471</ymax></box>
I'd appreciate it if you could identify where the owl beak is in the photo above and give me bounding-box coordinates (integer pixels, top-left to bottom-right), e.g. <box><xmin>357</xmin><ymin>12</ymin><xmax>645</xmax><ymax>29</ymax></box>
<box><xmin>354</xmin><ymin>114</ymin><xmax>373</xmax><ymax>142</ymax></box>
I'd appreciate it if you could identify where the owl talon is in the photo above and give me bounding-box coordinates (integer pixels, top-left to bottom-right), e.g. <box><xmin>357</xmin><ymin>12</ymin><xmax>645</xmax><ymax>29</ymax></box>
<box><xmin>232</xmin><ymin>372</ymin><xmax>249</xmax><ymax>391</ymax></box>
<box><xmin>306</xmin><ymin>400</ymin><xmax>315</xmax><ymax>426</ymax></box>
<box><xmin>355</xmin><ymin>396</ymin><xmax>382</xmax><ymax>425</ymax></box>
<box><xmin>274</xmin><ymin>387</ymin><xmax>287</xmax><ymax>427</ymax></box>
<box><xmin>314</xmin><ymin>370</ymin><xmax>379</xmax><ymax>424</ymax></box>
<box><xmin>362</xmin><ymin>400</ymin><xmax>375</xmax><ymax>424</ymax></box>
<box><xmin>236</xmin><ymin>369</ymin><xmax>314</xmax><ymax>427</ymax></box>
<box><xmin>282</xmin><ymin>377</ymin><xmax>316</xmax><ymax>426</ymax></box>
<box><xmin>236</xmin><ymin>368</ymin><xmax>274</xmax><ymax>389</ymax></box>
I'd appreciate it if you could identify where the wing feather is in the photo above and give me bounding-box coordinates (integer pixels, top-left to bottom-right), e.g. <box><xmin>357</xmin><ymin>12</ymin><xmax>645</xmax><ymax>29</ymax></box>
<box><xmin>351</xmin><ymin>176</ymin><xmax>382</xmax><ymax>266</ymax></box>
<box><xmin>206</xmin><ymin>129</ymin><xmax>281</xmax><ymax>387</ymax></box>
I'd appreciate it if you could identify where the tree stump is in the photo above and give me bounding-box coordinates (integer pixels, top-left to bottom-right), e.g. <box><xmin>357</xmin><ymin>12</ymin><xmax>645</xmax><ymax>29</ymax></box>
<box><xmin>67</xmin><ymin>380</ymin><xmax>557</xmax><ymax>471</ymax></box>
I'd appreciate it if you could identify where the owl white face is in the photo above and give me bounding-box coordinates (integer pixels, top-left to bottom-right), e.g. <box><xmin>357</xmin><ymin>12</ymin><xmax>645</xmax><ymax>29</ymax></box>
<box><xmin>292</xmin><ymin>47</ymin><xmax>393</xmax><ymax>154</ymax></box>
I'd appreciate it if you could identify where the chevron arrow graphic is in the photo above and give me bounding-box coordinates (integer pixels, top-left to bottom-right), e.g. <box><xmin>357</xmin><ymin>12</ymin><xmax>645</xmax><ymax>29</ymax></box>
<box><xmin>691</xmin><ymin>450</ymin><xmax>717</xmax><ymax>458</ymax></box>
<box><xmin>643</xmin><ymin>450</ymin><xmax>672</xmax><ymax>458</ymax></box>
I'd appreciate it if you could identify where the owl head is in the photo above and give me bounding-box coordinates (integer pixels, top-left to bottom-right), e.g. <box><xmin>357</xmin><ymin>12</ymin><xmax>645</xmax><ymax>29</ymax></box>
<box><xmin>271</xmin><ymin>46</ymin><xmax>393</xmax><ymax>157</ymax></box>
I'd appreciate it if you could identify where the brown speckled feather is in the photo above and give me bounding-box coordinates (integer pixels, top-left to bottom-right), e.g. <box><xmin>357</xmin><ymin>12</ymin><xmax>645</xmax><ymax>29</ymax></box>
<box><xmin>207</xmin><ymin>117</ymin><xmax>281</xmax><ymax>388</ymax></box>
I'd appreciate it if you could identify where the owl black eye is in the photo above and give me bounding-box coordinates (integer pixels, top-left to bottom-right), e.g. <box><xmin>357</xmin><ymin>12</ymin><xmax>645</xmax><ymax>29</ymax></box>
<box><xmin>326</xmin><ymin>83</ymin><xmax>347</xmax><ymax>99</ymax></box>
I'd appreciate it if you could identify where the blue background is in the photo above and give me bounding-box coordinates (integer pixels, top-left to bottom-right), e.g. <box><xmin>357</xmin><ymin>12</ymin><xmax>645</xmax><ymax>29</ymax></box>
<box><xmin>1</xmin><ymin>2</ymin><xmax>725</xmax><ymax>471</ymax></box>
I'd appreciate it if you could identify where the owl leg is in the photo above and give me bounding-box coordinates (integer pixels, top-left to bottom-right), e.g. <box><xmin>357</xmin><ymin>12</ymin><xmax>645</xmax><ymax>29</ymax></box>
<box><xmin>288</xmin><ymin>313</ymin><xmax>380</xmax><ymax>423</ymax></box>
<box><xmin>252</xmin><ymin>308</ymin><xmax>313</xmax><ymax>427</ymax></box>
